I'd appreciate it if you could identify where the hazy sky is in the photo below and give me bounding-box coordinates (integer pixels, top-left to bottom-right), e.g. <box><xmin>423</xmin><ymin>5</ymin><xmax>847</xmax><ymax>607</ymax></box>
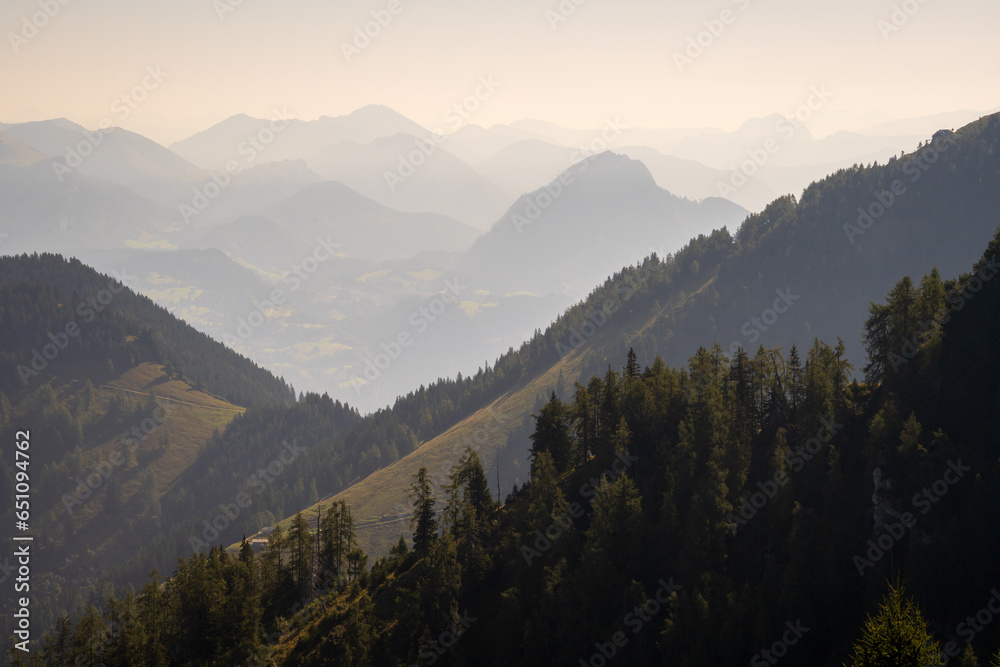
<box><xmin>2</xmin><ymin>0</ymin><xmax>997</xmax><ymax>143</ymax></box>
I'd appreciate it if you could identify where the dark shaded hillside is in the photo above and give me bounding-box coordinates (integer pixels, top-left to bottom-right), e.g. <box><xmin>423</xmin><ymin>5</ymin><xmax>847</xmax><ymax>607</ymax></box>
<box><xmin>582</xmin><ymin>115</ymin><xmax>1000</xmax><ymax>385</ymax></box>
<box><xmin>430</xmin><ymin>114</ymin><xmax>1000</xmax><ymax>425</ymax></box>
<box><xmin>262</xmin><ymin>111</ymin><xmax>1000</xmax><ymax>563</ymax></box>
<box><xmin>6</xmin><ymin>113</ymin><xmax>1000</xmax><ymax>666</ymax></box>
<box><xmin>29</xmin><ymin>228</ymin><xmax>1000</xmax><ymax>666</ymax></box>
<box><xmin>0</xmin><ymin>253</ymin><xmax>294</xmax><ymax>408</ymax></box>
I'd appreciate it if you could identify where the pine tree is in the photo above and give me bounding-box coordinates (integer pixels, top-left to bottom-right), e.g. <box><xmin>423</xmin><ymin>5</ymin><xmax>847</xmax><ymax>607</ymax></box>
<box><xmin>864</xmin><ymin>277</ymin><xmax>920</xmax><ymax>385</ymax></box>
<box><xmin>443</xmin><ymin>447</ymin><xmax>494</xmax><ymax>584</ymax></box>
<box><xmin>958</xmin><ymin>645</ymin><xmax>980</xmax><ymax>667</ymax></box>
<box><xmin>916</xmin><ymin>268</ymin><xmax>947</xmax><ymax>326</ymax></box>
<box><xmin>137</xmin><ymin>570</ymin><xmax>170</xmax><ymax>666</ymax></box>
<box><xmin>289</xmin><ymin>511</ymin><xmax>315</xmax><ymax>595</ymax></box>
<box><xmin>105</xmin><ymin>591</ymin><xmax>143</xmax><ymax>664</ymax></box>
<box><xmin>43</xmin><ymin>615</ymin><xmax>73</xmax><ymax>667</ymax></box>
<box><xmin>391</xmin><ymin>534</ymin><xmax>409</xmax><ymax>559</ymax></box>
<box><xmin>599</xmin><ymin>365</ymin><xmax>621</xmax><ymax>445</ymax></box>
<box><xmin>625</xmin><ymin>347</ymin><xmax>640</xmax><ymax>379</ymax></box>
<box><xmin>530</xmin><ymin>392</ymin><xmax>574</xmax><ymax>472</ymax></box>
<box><xmin>261</xmin><ymin>524</ymin><xmax>292</xmax><ymax>617</ymax></box>
<box><xmin>787</xmin><ymin>344</ymin><xmax>805</xmax><ymax>412</ymax></box>
<box><xmin>572</xmin><ymin>382</ymin><xmax>596</xmax><ymax>466</ymax></box>
<box><xmin>321</xmin><ymin>500</ymin><xmax>357</xmax><ymax>584</ymax></box>
<box><xmin>844</xmin><ymin>580</ymin><xmax>940</xmax><ymax>667</ymax></box>
<box><xmin>583</xmin><ymin>473</ymin><xmax>643</xmax><ymax>578</ymax></box>
<box><xmin>410</xmin><ymin>467</ymin><xmax>438</xmax><ymax>557</ymax></box>
<box><xmin>72</xmin><ymin>605</ymin><xmax>107</xmax><ymax>666</ymax></box>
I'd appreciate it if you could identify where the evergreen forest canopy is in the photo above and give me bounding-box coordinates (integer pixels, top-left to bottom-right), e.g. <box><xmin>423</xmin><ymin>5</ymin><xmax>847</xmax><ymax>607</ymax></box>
<box><xmin>12</xmin><ymin>225</ymin><xmax>1000</xmax><ymax>665</ymax></box>
<box><xmin>3</xmin><ymin>113</ymin><xmax>1000</xmax><ymax>665</ymax></box>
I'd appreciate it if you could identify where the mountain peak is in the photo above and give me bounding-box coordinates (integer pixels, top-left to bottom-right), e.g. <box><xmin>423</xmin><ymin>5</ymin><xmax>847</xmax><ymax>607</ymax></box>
<box><xmin>568</xmin><ymin>151</ymin><xmax>659</xmax><ymax>190</ymax></box>
<box><xmin>351</xmin><ymin>103</ymin><xmax>401</xmax><ymax>115</ymax></box>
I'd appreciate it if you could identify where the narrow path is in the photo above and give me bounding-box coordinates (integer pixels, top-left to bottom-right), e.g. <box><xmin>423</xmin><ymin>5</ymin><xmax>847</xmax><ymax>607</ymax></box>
<box><xmin>36</xmin><ymin>370</ymin><xmax>246</xmax><ymax>413</ymax></box>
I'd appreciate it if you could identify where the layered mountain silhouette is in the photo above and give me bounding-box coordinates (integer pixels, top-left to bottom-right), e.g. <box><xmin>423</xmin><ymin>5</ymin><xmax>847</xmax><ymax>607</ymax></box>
<box><xmin>170</xmin><ymin>105</ymin><xmax>431</xmax><ymax>169</ymax></box>
<box><xmin>460</xmin><ymin>152</ymin><xmax>748</xmax><ymax>296</ymax></box>
<box><xmin>306</xmin><ymin>133</ymin><xmax>514</xmax><ymax>229</ymax></box>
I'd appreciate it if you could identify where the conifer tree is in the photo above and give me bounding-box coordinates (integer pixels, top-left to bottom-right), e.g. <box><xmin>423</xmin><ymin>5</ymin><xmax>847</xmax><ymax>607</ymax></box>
<box><xmin>529</xmin><ymin>392</ymin><xmax>574</xmax><ymax>472</ymax></box>
<box><xmin>958</xmin><ymin>645</ymin><xmax>980</xmax><ymax>667</ymax></box>
<box><xmin>410</xmin><ymin>467</ymin><xmax>438</xmax><ymax>557</ymax></box>
<box><xmin>625</xmin><ymin>347</ymin><xmax>641</xmax><ymax>379</ymax></box>
<box><xmin>321</xmin><ymin>500</ymin><xmax>357</xmax><ymax>583</ymax></box>
<box><xmin>72</xmin><ymin>606</ymin><xmax>106</xmax><ymax>667</ymax></box>
<box><xmin>844</xmin><ymin>580</ymin><xmax>939</xmax><ymax>667</ymax></box>
<box><xmin>43</xmin><ymin>616</ymin><xmax>73</xmax><ymax>667</ymax></box>
<box><xmin>572</xmin><ymin>382</ymin><xmax>596</xmax><ymax>466</ymax></box>
<box><xmin>289</xmin><ymin>511</ymin><xmax>315</xmax><ymax>595</ymax></box>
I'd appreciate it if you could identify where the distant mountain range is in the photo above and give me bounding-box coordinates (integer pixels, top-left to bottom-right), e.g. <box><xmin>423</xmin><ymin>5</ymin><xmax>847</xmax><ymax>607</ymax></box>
<box><xmin>460</xmin><ymin>152</ymin><xmax>748</xmax><ymax>296</ymax></box>
<box><xmin>305</xmin><ymin>110</ymin><xmax>1000</xmax><ymax>560</ymax></box>
<box><xmin>306</xmin><ymin>133</ymin><xmax>513</xmax><ymax>229</ymax></box>
<box><xmin>3</xmin><ymin>106</ymin><xmax>1000</xmax><ymax>659</ymax></box>
<box><xmin>169</xmin><ymin>105</ymin><xmax>431</xmax><ymax>170</ymax></box>
<box><xmin>1</xmin><ymin>105</ymin><xmax>995</xmax><ymax>415</ymax></box>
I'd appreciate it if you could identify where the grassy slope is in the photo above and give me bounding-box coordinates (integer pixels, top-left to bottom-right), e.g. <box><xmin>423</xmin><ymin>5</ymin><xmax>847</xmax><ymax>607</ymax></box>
<box><xmin>253</xmin><ymin>273</ymin><xmax>718</xmax><ymax>663</ymax></box>
<box><xmin>249</xmin><ymin>348</ymin><xmax>584</xmax><ymax>557</ymax></box>
<box><xmin>255</xmin><ymin>269</ymin><xmax>715</xmax><ymax>558</ymax></box>
<box><xmin>48</xmin><ymin>362</ymin><xmax>243</xmax><ymax>532</ymax></box>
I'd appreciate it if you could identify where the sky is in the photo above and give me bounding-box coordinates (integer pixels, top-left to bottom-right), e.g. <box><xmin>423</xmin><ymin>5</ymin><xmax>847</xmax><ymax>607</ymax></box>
<box><xmin>2</xmin><ymin>0</ymin><xmax>998</xmax><ymax>144</ymax></box>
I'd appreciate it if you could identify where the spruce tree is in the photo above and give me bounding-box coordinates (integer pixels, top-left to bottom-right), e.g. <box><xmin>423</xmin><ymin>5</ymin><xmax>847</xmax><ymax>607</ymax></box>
<box><xmin>288</xmin><ymin>511</ymin><xmax>315</xmax><ymax>595</ymax></box>
<box><xmin>844</xmin><ymin>580</ymin><xmax>940</xmax><ymax>667</ymax></box>
<box><xmin>410</xmin><ymin>467</ymin><xmax>438</xmax><ymax>557</ymax></box>
<box><xmin>958</xmin><ymin>645</ymin><xmax>980</xmax><ymax>667</ymax></box>
<box><xmin>529</xmin><ymin>392</ymin><xmax>574</xmax><ymax>472</ymax></box>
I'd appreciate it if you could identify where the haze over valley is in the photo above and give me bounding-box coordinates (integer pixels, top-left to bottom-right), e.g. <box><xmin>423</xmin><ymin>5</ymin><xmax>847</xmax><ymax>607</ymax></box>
<box><xmin>3</xmin><ymin>1</ymin><xmax>1000</xmax><ymax>664</ymax></box>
